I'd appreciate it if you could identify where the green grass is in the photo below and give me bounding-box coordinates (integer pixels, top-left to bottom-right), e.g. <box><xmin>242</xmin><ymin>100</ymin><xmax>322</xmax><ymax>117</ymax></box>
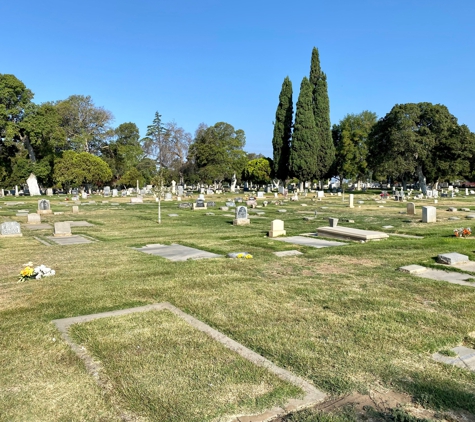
<box><xmin>1</xmin><ymin>191</ymin><xmax>475</xmax><ymax>421</ymax></box>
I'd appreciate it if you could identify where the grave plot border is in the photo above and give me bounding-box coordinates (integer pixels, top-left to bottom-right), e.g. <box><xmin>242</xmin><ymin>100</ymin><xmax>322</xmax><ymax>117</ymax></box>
<box><xmin>53</xmin><ymin>302</ymin><xmax>326</xmax><ymax>422</ymax></box>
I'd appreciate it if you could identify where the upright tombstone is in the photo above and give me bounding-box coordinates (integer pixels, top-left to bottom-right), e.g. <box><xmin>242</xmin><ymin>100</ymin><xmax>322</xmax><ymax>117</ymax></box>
<box><xmin>15</xmin><ymin>185</ymin><xmax>19</xmax><ymax>197</ymax></box>
<box><xmin>46</xmin><ymin>188</ymin><xmax>53</xmax><ymax>197</ymax></box>
<box><xmin>268</xmin><ymin>219</ymin><xmax>286</xmax><ymax>238</ymax></box>
<box><xmin>192</xmin><ymin>198</ymin><xmax>207</xmax><ymax>210</ymax></box>
<box><xmin>26</xmin><ymin>173</ymin><xmax>41</xmax><ymax>196</ymax></box>
<box><xmin>38</xmin><ymin>199</ymin><xmax>52</xmax><ymax>215</ymax></box>
<box><xmin>177</xmin><ymin>185</ymin><xmax>184</xmax><ymax>197</ymax></box>
<box><xmin>27</xmin><ymin>213</ymin><xmax>41</xmax><ymax>224</ymax></box>
<box><xmin>81</xmin><ymin>191</ymin><xmax>88</xmax><ymax>200</ymax></box>
<box><xmin>233</xmin><ymin>206</ymin><xmax>250</xmax><ymax>226</ymax></box>
<box><xmin>349</xmin><ymin>194</ymin><xmax>354</xmax><ymax>208</ymax></box>
<box><xmin>112</xmin><ymin>189</ymin><xmax>118</xmax><ymax>197</ymax></box>
<box><xmin>257</xmin><ymin>191</ymin><xmax>264</xmax><ymax>198</ymax></box>
<box><xmin>171</xmin><ymin>180</ymin><xmax>176</xmax><ymax>194</ymax></box>
<box><xmin>422</xmin><ymin>206</ymin><xmax>436</xmax><ymax>223</ymax></box>
<box><xmin>407</xmin><ymin>202</ymin><xmax>416</xmax><ymax>215</ymax></box>
<box><xmin>317</xmin><ymin>191</ymin><xmax>325</xmax><ymax>199</ymax></box>
<box><xmin>0</xmin><ymin>188</ymin><xmax>4</xmax><ymax>197</ymax></box>
<box><xmin>0</xmin><ymin>221</ymin><xmax>22</xmax><ymax>237</ymax></box>
<box><xmin>164</xmin><ymin>192</ymin><xmax>173</xmax><ymax>201</ymax></box>
<box><xmin>72</xmin><ymin>205</ymin><xmax>79</xmax><ymax>214</ymax></box>
<box><xmin>54</xmin><ymin>222</ymin><xmax>72</xmax><ymax>237</ymax></box>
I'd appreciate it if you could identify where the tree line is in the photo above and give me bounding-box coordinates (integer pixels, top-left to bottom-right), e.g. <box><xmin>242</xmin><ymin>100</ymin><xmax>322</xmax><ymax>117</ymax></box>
<box><xmin>272</xmin><ymin>48</ymin><xmax>475</xmax><ymax>194</ymax></box>
<box><xmin>0</xmin><ymin>74</ymin><xmax>272</xmax><ymax>190</ymax></box>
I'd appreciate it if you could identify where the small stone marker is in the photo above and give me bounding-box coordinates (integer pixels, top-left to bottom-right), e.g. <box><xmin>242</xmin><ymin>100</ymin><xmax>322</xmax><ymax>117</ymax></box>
<box><xmin>278</xmin><ymin>209</ymin><xmax>287</xmax><ymax>213</ymax></box>
<box><xmin>461</xmin><ymin>208</ymin><xmax>470</xmax><ymax>212</ymax></box>
<box><xmin>46</xmin><ymin>188</ymin><xmax>53</xmax><ymax>196</ymax></box>
<box><xmin>27</xmin><ymin>213</ymin><xmax>41</xmax><ymax>224</ymax></box>
<box><xmin>38</xmin><ymin>199</ymin><xmax>52</xmax><ymax>214</ymax></box>
<box><xmin>112</xmin><ymin>189</ymin><xmax>118</xmax><ymax>197</ymax></box>
<box><xmin>328</xmin><ymin>217</ymin><xmax>338</xmax><ymax>227</ymax></box>
<box><xmin>0</xmin><ymin>221</ymin><xmax>22</xmax><ymax>237</ymax></box>
<box><xmin>349</xmin><ymin>194</ymin><xmax>354</xmax><ymax>208</ymax></box>
<box><xmin>274</xmin><ymin>250</ymin><xmax>303</xmax><ymax>257</ymax></box>
<box><xmin>407</xmin><ymin>202</ymin><xmax>415</xmax><ymax>215</ymax></box>
<box><xmin>72</xmin><ymin>205</ymin><xmax>79</xmax><ymax>214</ymax></box>
<box><xmin>178</xmin><ymin>203</ymin><xmax>191</xmax><ymax>209</ymax></box>
<box><xmin>220</xmin><ymin>206</ymin><xmax>229</xmax><ymax>211</ymax></box>
<box><xmin>437</xmin><ymin>252</ymin><xmax>469</xmax><ymax>265</ymax></box>
<box><xmin>207</xmin><ymin>201</ymin><xmax>216</xmax><ymax>207</ymax></box>
<box><xmin>103</xmin><ymin>186</ymin><xmax>111</xmax><ymax>197</ymax></box>
<box><xmin>447</xmin><ymin>207</ymin><xmax>457</xmax><ymax>212</ymax></box>
<box><xmin>164</xmin><ymin>192</ymin><xmax>173</xmax><ymax>201</ymax></box>
<box><xmin>399</xmin><ymin>265</ymin><xmax>427</xmax><ymax>274</ymax></box>
<box><xmin>233</xmin><ymin>206</ymin><xmax>250</xmax><ymax>226</ymax></box>
<box><xmin>82</xmin><ymin>192</ymin><xmax>88</xmax><ymax>199</ymax></box>
<box><xmin>257</xmin><ymin>192</ymin><xmax>264</xmax><ymax>198</ymax></box>
<box><xmin>130</xmin><ymin>197</ymin><xmax>143</xmax><ymax>203</ymax></box>
<box><xmin>225</xmin><ymin>201</ymin><xmax>235</xmax><ymax>207</ymax></box>
<box><xmin>192</xmin><ymin>199</ymin><xmax>207</xmax><ymax>210</ymax></box>
<box><xmin>168</xmin><ymin>213</ymin><xmax>179</xmax><ymax>217</ymax></box>
<box><xmin>268</xmin><ymin>219</ymin><xmax>286</xmax><ymax>238</ymax></box>
<box><xmin>54</xmin><ymin>222</ymin><xmax>72</xmax><ymax>237</ymax></box>
<box><xmin>422</xmin><ymin>206</ymin><xmax>436</xmax><ymax>223</ymax></box>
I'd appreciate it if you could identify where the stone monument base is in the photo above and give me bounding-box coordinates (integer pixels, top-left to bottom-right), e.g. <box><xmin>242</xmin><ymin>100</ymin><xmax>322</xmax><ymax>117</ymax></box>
<box><xmin>38</xmin><ymin>209</ymin><xmax>53</xmax><ymax>215</ymax></box>
<box><xmin>0</xmin><ymin>233</ymin><xmax>22</xmax><ymax>237</ymax></box>
<box><xmin>192</xmin><ymin>204</ymin><xmax>207</xmax><ymax>210</ymax></box>
<box><xmin>268</xmin><ymin>230</ymin><xmax>286</xmax><ymax>238</ymax></box>
<box><xmin>233</xmin><ymin>218</ymin><xmax>250</xmax><ymax>226</ymax></box>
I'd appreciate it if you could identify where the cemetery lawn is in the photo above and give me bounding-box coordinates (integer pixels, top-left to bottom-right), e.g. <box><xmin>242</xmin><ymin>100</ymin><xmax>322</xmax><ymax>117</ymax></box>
<box><xmin>1</xmin><ymin>193</ymin><xmax>475</xmax><ymax>421</ymax></box>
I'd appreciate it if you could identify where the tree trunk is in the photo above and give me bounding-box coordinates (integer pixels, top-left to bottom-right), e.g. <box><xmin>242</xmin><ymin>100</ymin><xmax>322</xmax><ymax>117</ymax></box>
<box><xmin>416</xmin><ymin>165</ymin><xmax>427</xmax><ymax>194</ymax></box>
<box><xmin>20</xmin><ymin>133</ymin><xmax>36</xmax><ymax>163</ymax></box>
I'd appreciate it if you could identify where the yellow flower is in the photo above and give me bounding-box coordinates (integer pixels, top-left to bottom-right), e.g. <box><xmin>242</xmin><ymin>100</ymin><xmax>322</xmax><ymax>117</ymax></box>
<box><xmin>245</xmin><ymin>254</ymin><xmax>253</xmax><ymax>259</ymax></box>
<box><xmin>236</xmin><ymin>253</ymin><xmax>244</xmax><ymax>259</ymax></box>
<box><xmin>20</xmin><ymin>267</ymin><xmax>34</xmax><ymax>277</ymax></box>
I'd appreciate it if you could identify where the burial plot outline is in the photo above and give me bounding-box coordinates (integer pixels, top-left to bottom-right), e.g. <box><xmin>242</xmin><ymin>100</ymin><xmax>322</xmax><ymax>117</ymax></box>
<box><xmin>133</xmin><ymin>243</ymin><xmax>222</xmax><ymax>261</ymax></box>
<box><xmin>52</xmin><ymin>302</ymin><xmax>326</xmax><ymax>422</ymax></box>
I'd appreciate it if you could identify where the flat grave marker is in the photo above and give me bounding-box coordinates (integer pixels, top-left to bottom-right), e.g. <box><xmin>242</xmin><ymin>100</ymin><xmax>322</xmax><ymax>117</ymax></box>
<box><xmin>133</xmin><ymin>244</ymin><xmax>221</xmax><ymax>261</ymax></box>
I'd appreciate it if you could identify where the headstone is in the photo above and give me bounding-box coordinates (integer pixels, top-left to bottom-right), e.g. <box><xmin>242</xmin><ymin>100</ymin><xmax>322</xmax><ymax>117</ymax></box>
<box><xmin>26</xmin><ymin>173</ymin><xmax>41</xmax><ymax>196</ymax></box>
<box><xmin>103</xmin><ymin>186</ymin><xmax>111</xmax><ymax>197</ymax></box>
<box><xmin>257</xmin><ymin>192</ymin><xmax>264</xmax><ymax>198</ymax></box>
<box><xmin>407</xmin><ymin>202</ymin><xmax>415</xmax><ymax>215</ymax></box>
<box><xmin>198</xmin><ymin>194</ymin><xmax>205</xmax><ymax>200</ymax></box>
<box><xmin>46</xmin><ymin>188</ymin><xmax>53</xmax><ymax>197</ymax></box>
<box><xmin>15</xmin><ymin>185</ymin><xmax>19</xmax><ymax>197</ymax></box>
<box><xmin>328</xmin><ymin>217</ymin><xmax>339</xmax><ymax>227</ymax></box>
<box><xmin>422</xmin><ymin>206</ymin><xmax>436</xmax><ymax>223</ymax></box>
<box><xmin>82</xmin><ymin>192</ymin><xmax>88</xmax><ymax>199</ymax></box>
<box><xmin>112</xmin><ymin>189</ymin><xmax>118</xmax><ymax>197</ymax></box>
<box><xmin>72</xmin><ymin>205</ymin><xmax>79</xmax><ymax>214</ymax></box>
<box><xmin>246</xmin><ymin>199</ymin><xmax>257</xmax><ymax>208</ymax></box>
<box><xmin>207</xmin><ymin>189</ymin><xmax>214</xmax><ymax>195</ymax></box>
<box><xmin>437</xmin><ymin>252</ymin><xmax>469</xmax><ymax>265</ymax></box>
<box><xmin>37</xmin><ymin>199</ymin><xmax>52</xmax><ymax>214</ymax></box>
<box><xmin>171</xmin><ymin>180</ymin><xmax>176</xmax><ymax>194</ymax></box>
<box><xmin>27</xmin><ymin>213</ymin><xmax>41</xmax><ymax>224</ymax></box>
<box><xmin>130</xmin><ymin>197</ymin><xmax>143</xmax><ymax>203</ymax></box>
<box><xmin>317</xmin><ymin>191</ymin><xmax>325</xmax><ymax>199</ymax></box>
<box><xmin>226</xmin><ymin>201</ymin><xmax>236</xmax><ymax>207</ymax></box>
<box><xmin>178</xmin><ymin>203</ymin><xmax>191</xmax><ymax>209</ymax></box>
<box><xmin>177</xmin><ymin>186</ymin><xmax>184</xmax><ymax>196</ymax></box>
<box><xmin>54</xmin><ymin>222</ymin><xmax>72</xmax><ymax>237</ymax></box>
<box><xmin>207</xmin><ymin>201</ymin><xmax>216</xmax><ymax>207</ymax></box>
<box><xmin>0</xmin><ymin>221</ymin><xmax>22</xmax><ymax>237</ymax></box>
<box><xmin>193</xmin><ymin>199</ymin><xmax>207</xmax><ymax>210</ymax></box>
<box><xmin>268</xmin><ymin>219</ymin><xmax>286</xmax><ymax>238</ymax></box>
<box><xmin>233</xmin><ymin>206</ymin><xmax>250</xmax><ymax>226</ymax></box>
<box><xmin>164</xmin><ymin>192</ymin><xmax>173</xmax><ymax>201</ymax></box>
<box><xmin>220</xmin><ymin>206</ymin><xmax>229</xmax><ymax>211</ymax></box>
<box><xmin>349</xmin><ymin>194</ymin><xmax>354</xmax><ymax>208</ymax></box>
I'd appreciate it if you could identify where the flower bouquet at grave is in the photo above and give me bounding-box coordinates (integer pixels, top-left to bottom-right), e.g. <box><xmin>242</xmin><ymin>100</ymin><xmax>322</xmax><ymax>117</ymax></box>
<box><xmin>18</xmin><ymin>262</ymin><xmax>55</xmax><ymax>282</ymax></box>
<box><xmin>454</xmin><ymin>227</ymin><xmax>471</xmax><ymax>238</ymax></box>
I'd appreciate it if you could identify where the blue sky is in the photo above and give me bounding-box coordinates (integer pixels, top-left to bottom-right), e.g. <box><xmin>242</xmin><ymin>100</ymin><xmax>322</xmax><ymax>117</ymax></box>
<box><xmin>2</xmin><ymin>0</ymin><xmax>474</xmax><ymax>157</ymax></box>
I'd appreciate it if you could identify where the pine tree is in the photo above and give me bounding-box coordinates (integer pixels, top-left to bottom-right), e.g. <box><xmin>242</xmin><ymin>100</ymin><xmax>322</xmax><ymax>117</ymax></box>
<box><xmin>271</xmin><ymin>76</ymin><xmax>293</xmax><ymax>182</ymax></box>
<box><xmin>309</xmin><ymin>47</ymin><xmax>334</xmax><ymax>179</ymax></box>
<box><xmin>289</xmin><ymin>77</ymin><xmax>319</xmax><ymax>181</ymax></box>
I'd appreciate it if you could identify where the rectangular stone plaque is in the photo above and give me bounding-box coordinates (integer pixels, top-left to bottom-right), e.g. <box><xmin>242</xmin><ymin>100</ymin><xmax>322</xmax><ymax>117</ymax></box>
<box><xmin>0</xmin><ymin>221</ymin><xmax>22</xmax><ymax>237</ymax></box>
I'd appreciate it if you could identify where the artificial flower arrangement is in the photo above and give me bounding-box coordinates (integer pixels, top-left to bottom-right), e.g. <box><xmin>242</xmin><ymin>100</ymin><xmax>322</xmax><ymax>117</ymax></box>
<box><xmin>454</xmin><ymin>227</ymin><xmax>471</xmax><ymax>238</ymax></box>
<box><xmin>236</xmin><ymin>253</ymin><xmax>253</xmax><ymax>259</ymax></box>
<box><xmin>19</xmin><ymin>262</ymin><xmax>55</xmax><ymax>282</ymax></box>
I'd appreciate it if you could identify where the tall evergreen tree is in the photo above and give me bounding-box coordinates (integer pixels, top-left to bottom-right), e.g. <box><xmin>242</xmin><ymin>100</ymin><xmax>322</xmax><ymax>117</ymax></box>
<box><xmin>309</xmin><ymin>47</ymin><xmax>334</xmax><ymax>179</ymax></box>
<box><xmin>289</xmin><ymin>77</ymin><xmax>318</xmax><ymax>181</ymax></box>
<box><xmin>271</xmin><ymin>76</ymin><xmax>293</xmax><ymax>182</ymax></box>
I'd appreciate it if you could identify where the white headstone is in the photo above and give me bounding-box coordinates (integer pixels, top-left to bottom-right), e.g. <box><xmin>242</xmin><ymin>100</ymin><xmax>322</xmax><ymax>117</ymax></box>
<box><xmin>164</xmin><ymin>192</ymin><xmax>173</xmax><ymax>201</ymax></box>
<box><xmin>103</xmin><ymin>186</ymin><xmax>111</xmax><ymax>197</ymax></box>
<box><xmin>233</xmin><ymin>206</ymin><xmax>250</xmax><ymax>226</ymax></box>
<box><xmin>268</xmin><ymin>219</ymin><xmax>286</xmax><ymax>238</ymax></box>
<box><xmin>0</xmin><ymin>221</ymin><xmax>22</xmax><ymax>237</ymax></box>
<box><xmin>317</xmin><ymin>191</ymin><xmax>325</xmax><ymax>198</ymax></box>
<box><xmin>422</xmin><ymin>206</ymin><xmax>436</xmax><ymax>223</ymax></box>
<box><xmin>26</xmin><ymin>173</ymin><xmax>41</xmax><ymax>196</ymax></box>
<box><xmin>46</xmin><ymin>188</ymin><xmax>53</xmax><ymax>197</ymax></box>
<box><xmin>72</xmin><ymin>205</ymin><xmax>79</xmax><ymax>214</ymax></box>
<box><xmin>112</xmin><ymin>189</ymin><xmax>118</xmax><ymax>197</ymax></box>
<box><xmin>171</xmin><ymin>180</ymin><xmax>176</xmax><ymax>194</ymax></box>
<box><xmin>349</xmin><ymin>194</ymin><xmax>354</xmax><ymax>208</ymax></box>
<box><xmin>407</xmin><ymin>202</ymin><xmax>415</xmax><ymax>215</ymax></box>
<box><xmin>54</xmin><ymin>222</ymin><xmax>72</xmax><ymax>237</ymax></box>
<box><xmin>27</xmin><ymin>213</ymin><xmax>41</xmax><ymax>224</ymax></box>
<box><xmin>82</xmin><ymin>192</ymin><xmax>88</xmax><ymax>199</ymax></box>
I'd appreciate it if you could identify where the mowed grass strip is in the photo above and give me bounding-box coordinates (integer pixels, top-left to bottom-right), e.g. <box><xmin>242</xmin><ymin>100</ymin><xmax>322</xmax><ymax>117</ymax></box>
<box><xmin>1</xmin><ymin>192</ymin><xmax>475</xmax><ymax>421</ymax></box>
<box><xmin>69</xmin><ymin>310</ymin><xmax>302</xmax><ymax>422</ymax></box>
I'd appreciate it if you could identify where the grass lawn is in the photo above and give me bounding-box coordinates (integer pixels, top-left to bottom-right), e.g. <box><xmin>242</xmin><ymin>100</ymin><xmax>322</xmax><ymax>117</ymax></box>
<box><xmin>1</xmin><ymin>192</ymin><xmax>475</xmax><ymax>421</ymax></box>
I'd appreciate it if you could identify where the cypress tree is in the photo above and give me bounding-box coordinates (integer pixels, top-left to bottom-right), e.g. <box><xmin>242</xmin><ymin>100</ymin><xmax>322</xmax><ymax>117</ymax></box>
<box><xmin>289</xmin><ymin>77</ymin><xmax>319</xmax><ymax>181</ymax></box>
<box><xmin>272</xmin><ymin>76</ymin><xmax>293</xmax><ymax>181</ymax></box>
<box><xmin>309</xmin><ymin>47</ymin><xmax>334</xmax><ymax>179</ymax></box>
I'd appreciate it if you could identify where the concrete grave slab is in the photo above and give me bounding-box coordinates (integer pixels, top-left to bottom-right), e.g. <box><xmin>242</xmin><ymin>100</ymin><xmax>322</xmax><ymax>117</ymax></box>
<box><xmin>24</xmin><ymin>223</ymin><xmax>52</xmax><ymax>230</ymax></box>
<box><xmin>52</xmin><ymin>303</ymin><xmax>326</xmax><ymax>422</ymax></box>
<box><xmin>273</xmin><ymin>236</ymin><xmax>348</xmax><ymax>248</ymax></box>
<box><xmin>399</xmin><ymin>265</ymin><xmax>475</xmax><ymax>287</ymax></box>
<box><xmin>274</xmin><ymin>250</ymin><xmax>303</xmax><ymax>257</ymax></box>
<box><xmin>437</xmin><ymin>252</ymin><xmax>469</xmax><ymax>265</ymax></box>
<box><xmin>317</xmin><ymin>226</ymin><xmax>389</xmax><ymax>242</ymax></box>
<box><xmin>64</xmin><ymin>221</ymin><xmax>94</xmax><ymax>227</ymax></box>
<box><xmin>133</xmin><ymin>243</ymin><xmax>222</xmax><ymax>261</ymax></box>
<box><xmin>399</xmin><ymin>265</ymin><xmax>428</xmax><ymax>274</ymax></box>
<box><xmin>46</xmin><ymin>235</ymin><xmax>94</xmax><ymax>245</ymax></box>
<box><xmin>432</xmin><ymin>346</ymin><xmax>475</xmax><ymax>372</ymax></box>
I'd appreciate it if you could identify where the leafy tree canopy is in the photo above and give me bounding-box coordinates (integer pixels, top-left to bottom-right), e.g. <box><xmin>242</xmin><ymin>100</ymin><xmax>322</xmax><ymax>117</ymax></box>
<box><xmin>242</xmin><ymin>157</ymin><xmax>273</xmax><ymax>185</ymax></box>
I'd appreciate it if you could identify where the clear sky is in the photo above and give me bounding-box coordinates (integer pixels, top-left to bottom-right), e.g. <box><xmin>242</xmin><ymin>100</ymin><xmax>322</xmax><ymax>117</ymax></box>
<box><xmin>2</xmin><ymin>0</ymin><xmax>474</xmax><ymax>157</ymax></box>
